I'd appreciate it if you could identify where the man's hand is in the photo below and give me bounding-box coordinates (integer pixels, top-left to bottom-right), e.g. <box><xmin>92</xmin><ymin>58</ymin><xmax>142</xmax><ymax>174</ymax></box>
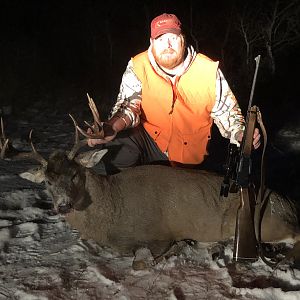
<box><xmin>237</xmin><ymin>128</ymin><xmax>261</xmax><ymax>149</ymax></box>
<box><xmin>252</xmin><ymin>128</ymin><xmax>261</xmax><ymax>149</ymax></box>
<box><xmin>87</xmin><ymin>123</ymin><xmax>117</xmax><ymax>147</ymax></box>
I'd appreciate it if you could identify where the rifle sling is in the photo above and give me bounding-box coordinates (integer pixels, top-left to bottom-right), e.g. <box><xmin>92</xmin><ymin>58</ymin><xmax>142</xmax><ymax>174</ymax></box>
<box><xmin>256</xmin><ymin>107</ymin><xmax>268</xmax><ymax>207</ymax></box>
<box><xmin>255</xmin><ymin>108</ymin><xmax>280</xmax><ymax>268</ymax></box>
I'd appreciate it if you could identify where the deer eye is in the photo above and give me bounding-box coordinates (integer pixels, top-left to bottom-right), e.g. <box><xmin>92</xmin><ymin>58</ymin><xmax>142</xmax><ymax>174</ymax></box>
<box><xmin>45</xmin><ymin>180</ymin><xmax>52</xmax><ymax>186</ymax></box>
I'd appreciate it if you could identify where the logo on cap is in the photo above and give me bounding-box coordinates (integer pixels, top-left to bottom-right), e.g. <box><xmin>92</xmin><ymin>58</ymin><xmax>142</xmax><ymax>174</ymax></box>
<box><xmin>151</xmin><ymin>13</ymin><xmax>182</xmax><ymax>39</ymax></box>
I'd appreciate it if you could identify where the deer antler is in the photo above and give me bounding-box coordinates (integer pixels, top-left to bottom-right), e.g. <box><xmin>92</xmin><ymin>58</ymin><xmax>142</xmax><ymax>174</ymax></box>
<box><xmin>0</xmin><ymin>118</ymin><xmax>44</xmax><ymax>162</ymax></box>
<box><xmin>76</xmin><ymin>94</ymin><xmax>105</xmax><ymax>139</ymax></box>
<box><xmin>67</xmin><ymin>94</ymin><xmax>105</xmax><ymax>160</ymax></box>
<box><xmin>0</xmin><ymin>117</ymin><xmax>9</xmax><ymax>159</ymax></box>
<box><xmin>26</xmin><ymin>130</ymin><xmax>48</xmax><ymax>166</ymax></box>
<box><xmin>67</xmin><ymin>114</ymin><xmax>89</xmax><ymax>160</ymax></box>
<box><xmin>28</xmin><ymin>130</ymin><xmax>48</xmax><ymax>166</ymax></box>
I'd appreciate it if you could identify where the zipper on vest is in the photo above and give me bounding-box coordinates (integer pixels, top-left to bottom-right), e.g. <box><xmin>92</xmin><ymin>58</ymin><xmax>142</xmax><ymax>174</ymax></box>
<box><xmin>169</xmin><ymin>77</ymin><xmax>180</xmax><ymax>114</ymax></box>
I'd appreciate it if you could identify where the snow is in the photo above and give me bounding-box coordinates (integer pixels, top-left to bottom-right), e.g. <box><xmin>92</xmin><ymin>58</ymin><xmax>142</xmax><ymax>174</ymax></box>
<box><xmin>0</xmin><ymin>102</ymin><xmax>300</xmax><ymax>299</ymax></box>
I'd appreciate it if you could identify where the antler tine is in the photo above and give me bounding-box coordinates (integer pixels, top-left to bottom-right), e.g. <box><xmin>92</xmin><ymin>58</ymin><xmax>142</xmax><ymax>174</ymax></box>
<box><xmin>83</xmin><ymin>120</ymin><xmax>94</xmax><ymax>131</ymax></box>
<box><xmin>28</xmin><ymin>130</ymin><xmax>48</xmax><ymax>166</ymax></box>
<box><xmin>67</xmin><ymin>95</ymin><xmax>105</xmax><ymax>154</ymax></box>
<box><xmin>72</xmin><ymin>94</ymin><xmax>105</xmax><ymax>140</ymax></box>
<box><xmin>12</xmin><ymin>129</ymin><xmax>48</xmax><ymax>165</ymax></box>
<box><xmin>76</xmin><ymin>124</ymin><xmax>92</xmax><ymax>138</ymax></box>
<box><xmin>86</xmin><ymin>93</ymin><xmax>104</xmax><ymax>134</ymax></box>
<box><xmin>68</xmin><ymin>114</ymin><xmax>88</xmax><ymax>160</ymax></box>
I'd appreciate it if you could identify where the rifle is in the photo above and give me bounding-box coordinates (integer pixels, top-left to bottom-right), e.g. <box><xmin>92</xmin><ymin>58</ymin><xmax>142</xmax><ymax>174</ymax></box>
<box><xmin>220</xmin><ymin>55</ymin><xmax>261</xmax><ymax>262</ymax></box>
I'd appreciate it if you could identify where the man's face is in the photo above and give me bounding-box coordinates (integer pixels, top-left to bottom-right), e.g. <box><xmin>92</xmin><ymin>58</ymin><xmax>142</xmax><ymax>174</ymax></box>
<box><xmin>151</xmin><ymin>33</ymin><xmax>185</xmax><ymax>70</ymax></box>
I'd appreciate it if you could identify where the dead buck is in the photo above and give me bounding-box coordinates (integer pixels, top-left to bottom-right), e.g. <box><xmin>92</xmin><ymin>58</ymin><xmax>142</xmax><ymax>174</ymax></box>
<box><xmin>19</xmin><ymin>95</ymin><xmax>300</xmax><ymax>260</ymax></box>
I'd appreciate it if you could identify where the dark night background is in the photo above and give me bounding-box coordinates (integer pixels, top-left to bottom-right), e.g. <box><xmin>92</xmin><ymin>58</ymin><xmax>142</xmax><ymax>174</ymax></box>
<box><xmin>1</xmin><ymin>0</ymin><xmax>300</xmax><ymax>201</ymax></box>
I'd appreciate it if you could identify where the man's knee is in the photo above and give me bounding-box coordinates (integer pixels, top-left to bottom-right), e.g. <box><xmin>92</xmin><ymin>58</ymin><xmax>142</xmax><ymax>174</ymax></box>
<box><xmin>99</xmin><ymin>128</ymin><xmax>143</xmax><ymax>172</ymax></box>
<box><xmin>103</xmin><ymin>142</ymin><xmax>141</xmax><ymax>169</ymax></box>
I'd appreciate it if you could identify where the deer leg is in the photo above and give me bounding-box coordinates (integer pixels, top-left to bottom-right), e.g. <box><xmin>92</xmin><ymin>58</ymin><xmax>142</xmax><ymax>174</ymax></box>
<box><xmin>132</xmin><ymin>247</ymin><xmax>155</xmax><ymax>271</ymax></box>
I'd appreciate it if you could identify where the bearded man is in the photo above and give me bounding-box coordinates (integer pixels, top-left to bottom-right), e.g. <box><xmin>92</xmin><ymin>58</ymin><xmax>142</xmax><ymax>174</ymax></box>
<box><xmin>87</xmin><ymin>13</ymin><xmax>260</xmax><ymax>174</ymax></box>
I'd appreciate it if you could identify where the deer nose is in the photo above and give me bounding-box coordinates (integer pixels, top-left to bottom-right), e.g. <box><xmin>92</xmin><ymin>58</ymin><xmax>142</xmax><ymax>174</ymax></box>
<box><xmin>58</xmin><ymin>203</ymin><xmax>72</xmax><ymax>214</ymax></box>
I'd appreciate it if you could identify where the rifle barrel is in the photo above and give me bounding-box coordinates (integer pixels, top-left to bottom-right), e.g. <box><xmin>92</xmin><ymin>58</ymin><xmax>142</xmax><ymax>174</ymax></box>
<box><xmin>247</xmin><ymin>55</ymin><xmax>261</xmax><ymax>112</ymax></box>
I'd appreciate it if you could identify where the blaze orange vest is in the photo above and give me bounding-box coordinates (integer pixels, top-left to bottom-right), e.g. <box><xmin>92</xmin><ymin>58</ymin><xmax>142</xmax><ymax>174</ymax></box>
<box><xmin>132</xmin><ymin>51</ymin><xmax>219</xmax><ymax>164</ymax></box>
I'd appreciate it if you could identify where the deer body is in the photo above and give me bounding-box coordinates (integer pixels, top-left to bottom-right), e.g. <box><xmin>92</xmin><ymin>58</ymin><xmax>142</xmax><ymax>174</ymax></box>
<box><xmin>15</xmin><ymin>97</ymin><xmax>299</xmax><ymax>257</ymax></box>
<box><xmin>25</xmin><ymin>150</ymin><xmax>298</xmax><ymax>256</ymax></box>
<box><xmin>66</xmin><ymin>165</ymin><xmax>239</xmax><ymax>254</ymax></box>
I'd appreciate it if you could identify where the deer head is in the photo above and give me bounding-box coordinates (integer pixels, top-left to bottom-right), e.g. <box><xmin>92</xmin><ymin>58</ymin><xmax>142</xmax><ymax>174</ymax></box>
<box><xmin>20</xmin><ymin>94</ymin><xmax>108</xmax><ymax>214</ymax></box>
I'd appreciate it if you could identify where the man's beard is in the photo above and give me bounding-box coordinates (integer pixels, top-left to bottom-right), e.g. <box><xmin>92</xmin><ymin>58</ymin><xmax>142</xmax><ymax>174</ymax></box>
<box><xmin>152</xmin><ymin>47</ymin><xmax>185</xmax><ymax>69</ymax></box>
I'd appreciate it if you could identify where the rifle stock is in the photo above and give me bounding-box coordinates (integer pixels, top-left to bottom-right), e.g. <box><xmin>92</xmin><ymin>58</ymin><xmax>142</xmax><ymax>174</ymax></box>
<box><xmin>233</xmin><ymin>187</ymin><xmax>258</xmax><ymax>261</ymax></box>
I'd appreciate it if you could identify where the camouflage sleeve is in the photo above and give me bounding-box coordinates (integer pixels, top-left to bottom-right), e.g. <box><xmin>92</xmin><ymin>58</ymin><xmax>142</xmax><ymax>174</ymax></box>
<box><xmin>211</xmin><ymin>69</ymin><xmax>245</xmax><ymax>145</ymax></box>
<box><xmin>108</xmin><ymin>60</ymin><xmax>142</xmax><ymax>127</ymax></box>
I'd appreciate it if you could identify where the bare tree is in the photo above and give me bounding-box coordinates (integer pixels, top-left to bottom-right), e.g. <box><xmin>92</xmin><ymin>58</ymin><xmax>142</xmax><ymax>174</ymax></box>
<box><xmin>238</xmin><ymin>4</ymin><xmax>264</xmax><ymax>68</ymax></box>
<box><xmin>237</xmin><ymin>0</ymin><xmax>300</xmax><ymax>75</ymax></box>
<box><xmin>262</xmin><ymin>0</ymin><xmax>300</xmax><ymax>74</ymax></box>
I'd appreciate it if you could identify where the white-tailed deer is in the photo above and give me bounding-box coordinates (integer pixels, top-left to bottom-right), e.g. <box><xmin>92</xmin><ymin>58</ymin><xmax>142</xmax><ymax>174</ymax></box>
<box><xmin>18</xmin><ymin>96</ymin><xmax>300</xmax><ymax>261</ymax></box>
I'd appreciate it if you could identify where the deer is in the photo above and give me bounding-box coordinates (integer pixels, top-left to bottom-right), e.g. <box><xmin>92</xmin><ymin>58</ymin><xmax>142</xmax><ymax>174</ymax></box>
<box><xmin>12</xmin><ymin>95</ymin><xmax>300</xmax><ymax>268</ymax></box>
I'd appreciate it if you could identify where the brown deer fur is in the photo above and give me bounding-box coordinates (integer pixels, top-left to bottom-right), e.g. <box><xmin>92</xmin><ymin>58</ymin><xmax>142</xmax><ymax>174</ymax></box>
<box><xmin>20</xmin><ymin>149</ymin><xmax>300</xmax><ymax>256</ymax></box>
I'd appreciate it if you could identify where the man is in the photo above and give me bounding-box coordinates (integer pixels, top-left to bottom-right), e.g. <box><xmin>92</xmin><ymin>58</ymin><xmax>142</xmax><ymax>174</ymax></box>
<box><xmin>87</xmin><ymin>13</ymin><xmax>260</xmax><ymax>173</ymax></box>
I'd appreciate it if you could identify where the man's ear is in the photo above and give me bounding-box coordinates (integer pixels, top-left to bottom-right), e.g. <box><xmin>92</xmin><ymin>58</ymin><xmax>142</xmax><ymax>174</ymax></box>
<box><xmin>75</xmin><ymin>149</ymin><xmax>108</xmax><ymax>168</ymax></box>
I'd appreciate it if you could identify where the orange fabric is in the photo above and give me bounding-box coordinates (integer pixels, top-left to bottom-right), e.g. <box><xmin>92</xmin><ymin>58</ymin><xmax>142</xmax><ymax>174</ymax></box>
<box><xmin>132</xmin><ymin>51</ymin><xmax>219</xmax><ymax>164</ymax></box>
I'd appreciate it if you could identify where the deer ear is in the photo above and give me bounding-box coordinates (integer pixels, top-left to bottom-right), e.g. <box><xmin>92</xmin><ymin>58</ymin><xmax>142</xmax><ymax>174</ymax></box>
<box><xmin>75</xmin><ymin>149</ymin><xmax>108</xmax><ymax>168</ymax></box>
<box><xmin>19</xmin><ymin>167</ymin><xmax>46</xmax><ymax>183</ymax></box>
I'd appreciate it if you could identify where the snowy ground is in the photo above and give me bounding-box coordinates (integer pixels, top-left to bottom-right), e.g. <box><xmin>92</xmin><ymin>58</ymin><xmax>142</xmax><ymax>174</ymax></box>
<box><xmin>1</xmin><ymin>101</ymin><xmax>300</xmax><ymax>299</ymax></box>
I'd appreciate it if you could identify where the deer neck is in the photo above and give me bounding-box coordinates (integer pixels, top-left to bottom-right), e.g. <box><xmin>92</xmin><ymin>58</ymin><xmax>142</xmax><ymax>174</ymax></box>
<box><xmin>84</xmin><ymin>169</ymin><xmax>114</xmax><ymax>211</ymax></box>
